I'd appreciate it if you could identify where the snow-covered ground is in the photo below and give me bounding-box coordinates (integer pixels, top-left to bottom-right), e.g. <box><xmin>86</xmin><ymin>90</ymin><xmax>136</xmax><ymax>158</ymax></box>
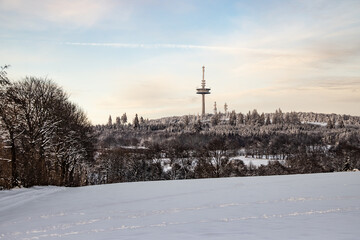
<box><xmin>1</xmin><ymin>172</ymin><xmax>360</xmax><ymax>239</ymax></box>
<box><xmin>303</xmin><ymin>121</ymin><xmax>327</xmax><ymax>127</ymax></box>
<box><xmin>161</xmin><ymin>155</ymin><xmax>284</xmax><ymax>171</ymax></box>
<box><xmin>230</xmin><ymin>156</ymin><xmax>285</xmax><ymax>167</ymax></box>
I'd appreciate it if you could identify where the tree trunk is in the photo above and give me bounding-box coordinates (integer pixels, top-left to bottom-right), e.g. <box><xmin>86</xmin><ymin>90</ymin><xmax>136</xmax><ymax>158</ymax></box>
<box><xmin>10</xmin><ymin>132</ymin><xmax>18</xmax><ymax>187</ymax></box>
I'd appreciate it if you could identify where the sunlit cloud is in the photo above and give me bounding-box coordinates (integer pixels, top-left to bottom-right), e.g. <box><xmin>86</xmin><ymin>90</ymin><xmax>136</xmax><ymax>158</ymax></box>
<box><xmin>63</xmin><ymin>42</ymin><xmax>309</xmax><ymax>62</ymax></box>
<box><xmin>0</xmin><ymin>0</ymin><xmax>121</xmax><ymax>29</ymax></box>
<box><xmin>63</xmin><ymin>42</ymin><xmax>266</xmax><ymax>53</ymax></box>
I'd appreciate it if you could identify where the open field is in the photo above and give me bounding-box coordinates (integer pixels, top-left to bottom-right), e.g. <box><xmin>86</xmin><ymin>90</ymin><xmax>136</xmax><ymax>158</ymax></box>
<box><xmin>1</xmin><ymin>172</ymin><xmax>360</xmax><ymax>239</ymax></box>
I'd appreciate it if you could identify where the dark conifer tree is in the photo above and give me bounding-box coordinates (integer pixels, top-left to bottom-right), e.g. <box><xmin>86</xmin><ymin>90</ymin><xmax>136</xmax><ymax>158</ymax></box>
<box><xmin>211</xmin><ymin>113</ymin><xmax>220</xmax><ymax>126</ymax></box>
<box><xmin>133</xmin><ymin>114</ymin><xmax>140</xmax><ymax>129</ymax></box>
<box><xmin>121</xmin><ymin>113</ymin><xmax>127</xmax><ymax>124</ymax></box>
<box><xmin>237</xmin><ymin>113</ymin><xmax>244</xmax><ymax>125</ymax></box>
<box><xmin>108</xmin><ymin>115</ymin><xmax>112</xmax><ymax>126</ymax></box>
<box><xmin>229</xmin><ymin>110</ymin><xmax>237</xmax><ymax>126</ymax></box>
<box><xmin>116</xmin><ymin>116</ymin><xmax>121</xmax><ymax>127</ymax></box>
<box><xmin>265</xmin><ymin>114</ymin><xmax>271</xmax><ymax>125</ymax></box>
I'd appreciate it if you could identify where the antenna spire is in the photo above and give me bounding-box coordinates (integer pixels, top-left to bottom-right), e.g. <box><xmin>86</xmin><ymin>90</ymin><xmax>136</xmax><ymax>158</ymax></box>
<box><xmin>201</xmin><ymin>66</ymin><xmax>206</xmax><ymax>88</ymax></box>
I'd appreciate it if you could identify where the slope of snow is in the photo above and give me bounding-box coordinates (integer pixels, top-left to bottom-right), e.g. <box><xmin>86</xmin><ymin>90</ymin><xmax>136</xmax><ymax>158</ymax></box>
<box><xmin>230</xmin><ymin>156</ymin><xmax>285</xmax><ymax>167</ymax></box>
<box><xmin>1</xmin><ymin>172</ymin><xmax>360</xmax><ymax>239</ymax></box>
<box><xmin>303</xmin><ymin>121</ymin><xmax>327</xmax><ymax>127</ymax></box>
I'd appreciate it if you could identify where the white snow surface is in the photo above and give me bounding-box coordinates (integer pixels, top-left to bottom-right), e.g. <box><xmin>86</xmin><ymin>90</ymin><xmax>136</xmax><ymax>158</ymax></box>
<box><xmin>230</xmin><ymin>156</ymin><xmax>286</xmax><ymax>167</ymax></box>
<box><xmin>1</xmin><ymin>172</ymin><xmax>360</xmax><ymax>239</ymax></box>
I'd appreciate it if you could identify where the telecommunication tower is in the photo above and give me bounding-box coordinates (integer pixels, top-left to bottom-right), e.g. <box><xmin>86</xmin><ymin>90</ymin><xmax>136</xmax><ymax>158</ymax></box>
<box><xmin>196</xmin><ymin>66</ymin><xmax>211</xmax><ymax>116</ymax></box>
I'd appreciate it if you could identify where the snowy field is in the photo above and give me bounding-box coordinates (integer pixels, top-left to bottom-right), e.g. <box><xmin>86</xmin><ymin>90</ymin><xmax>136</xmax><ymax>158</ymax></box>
<box><xmin>1</xmin><ymin>172</ymin><xmax>360</xmax><ymax>240</ymax></box>
<box><xmin>230</xmin><ymin>156</ymin><xmax>286</xmax><ymax>167</ymax></box>
<box><xmin>161</xmin><ymin>155</ymin><xmax>285</xmax><ymax>171</ymax></box>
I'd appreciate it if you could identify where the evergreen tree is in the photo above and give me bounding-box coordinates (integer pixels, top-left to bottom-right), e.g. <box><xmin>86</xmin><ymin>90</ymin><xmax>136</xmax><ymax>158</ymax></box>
<box><xmin>193</xmin><ymin>119</ymin><xmax>202</xmax><ymax>132</ymax></box>
<box><xmin>108</xmin><ymin>115</ymin><xmax>112</xmax><ymax>126</ymax></box>
<box><xmin>116</xmin><ymin>116</ymin><xmax>121</xmax><ymax>127</ymax></box>
<box><xmin>245</xmin><ymin>111</ymin><xmax>251</xmax><ymax>125</ymax></box>
<box><xmin>237</xmin><ymin>113</ymin><xmax>244</xmax><ymax>125</ymax></box>
<box><xmin>224</xmin><ymin>103</ymin><xmax>228</xmax><ymax>117</ymax></box>
<box><xmin>284</xmin><ymin>112</ymin><xmax>291</xmax><ymax>124</ymax></box>
<box><xmin>183</xmin><ymin>115</ymin><xmax>190</xmax><ymax>126</ymax></box>
<box><xmin>327</xmin><ymin>117</ymin><xmax>334</xmax><ymax>129</ymax></box>
<box><xmin>290</xmin><ymin>112</ymin><xmax>301</xmax><ymax>124</ymax></box>
<box><xmin>133</xmin><ymin>114</ymin><xmax>140</xmax><ymax>129</ymax></box>
<box><xmin>278</xmin><ymin>108</ymin><xmax>284</xmax><ymax>123</ymax></box>
<box><xmin>214</xmin><ymin>101</ymin><xmax>217</xmax><ymax>114</ymax></box>
<box><xmin>251</xmin><ymin>109</ymin><xmax>260</xmax><ymax>125</ymax></box>
<box><xmin>272</xmin><ymin>109</ymin><xmax>284</xmax><ymax>125</ymax></box>
<box><xmin>121</xmin><ymin>113</ymin><xmax>127</xmax><ymax>124</ymax></box>
<box><xmin>337</xmin><ymin>117</ymin><xmax>345</xmax><ymax>128</ymax></box>
<box><xmin>229</xmin><ymin>110</ymin><xmax>237</xmax><ymax>126</ymax></box>
<box><xmin>211</xmin><ymin>112</ymin><xmax>220</xmax><ymax>126</ymax></box>
<box><xmin>0</xmin><ymin>65</ymin><xmax>10</xmax><ymax>85</ymax></box>
<box><xmin>265</xmin><ymin>114</ymin><xmax>271</xmax><ymax>125</ymax></box>
<box><xmin>258</xmin><ymin>113</ymin><xmax>265</xmax><ymax>126</ymax></box>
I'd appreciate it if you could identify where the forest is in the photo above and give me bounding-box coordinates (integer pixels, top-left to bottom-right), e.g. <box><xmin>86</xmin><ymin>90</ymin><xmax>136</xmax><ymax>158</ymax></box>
<box><xmin>90</xmin><ymin>110</ymin><xmax>360</xmax><ymax>184</ymax></box>
<box><xmin>1</xmin><ymin>68</ymin><xmax>360</xmax><ymax>189</ymax></box>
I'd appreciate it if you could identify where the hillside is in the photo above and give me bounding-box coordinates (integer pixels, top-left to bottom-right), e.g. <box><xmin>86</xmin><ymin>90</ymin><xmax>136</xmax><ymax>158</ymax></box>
<box><xmin>88</xmin><ymin>110</ymin><xmax>360</xmax><ymax>185</ymax></box>
<box><xmin>1</xmin><ymin>172</ymin><xmax>359</xmax><ymax>239</ymax></box>
<box><xmin>2</xmin><ymin>106</ymin><xmax>360</xmax><ymax>189</ymax></box>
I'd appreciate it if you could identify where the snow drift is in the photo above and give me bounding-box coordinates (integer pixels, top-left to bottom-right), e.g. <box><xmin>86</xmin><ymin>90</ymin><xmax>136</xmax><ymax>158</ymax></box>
<box><xmin>1</xmin><ymin>172</ymin><xmax>360</xmax><ymax>239</ymax></box>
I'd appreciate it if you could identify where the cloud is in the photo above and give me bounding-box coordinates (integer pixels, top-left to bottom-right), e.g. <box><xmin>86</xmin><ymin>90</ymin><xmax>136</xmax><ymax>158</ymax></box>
<box><xmin>63</xmin><ymin>42</ymin><xmax>307</xmax><ymax>60</ymax></box>
<box><xmin>290</xmin><ymin>77</ymin><xmax>360</xmax><ymax>92</ymax></box>
<box><xmin>0</xmin><ymin>0</ymin><xmax>121</xmax><ymax>29</ymax></box>
<box><xmin>63</xmin><ymin>41</ymin><xmax>252</xmax><ymax>52</ymax></box>
<box><xmin>0</xmin><ymin>0</ymin><xmax>197</xmax><ymax>31</ymax></box>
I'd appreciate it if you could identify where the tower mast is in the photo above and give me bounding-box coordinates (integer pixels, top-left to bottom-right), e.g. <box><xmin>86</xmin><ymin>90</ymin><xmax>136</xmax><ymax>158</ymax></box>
<box><xmin>196</xmin><ymin>66</ymin><xmax>211</xmax><ymax>116</ymax></box>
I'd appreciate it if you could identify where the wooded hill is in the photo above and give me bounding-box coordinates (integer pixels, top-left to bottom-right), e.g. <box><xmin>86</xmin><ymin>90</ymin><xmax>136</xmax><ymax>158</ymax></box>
<box><xmin>1</xmin><ymin>67</ymin><xmax>360</xmax><ymax>188</ymax></box>
<box><xmin>90</xmin><ymin>110</ymin><xmax>360</xmax><ymax>184</ymax></box>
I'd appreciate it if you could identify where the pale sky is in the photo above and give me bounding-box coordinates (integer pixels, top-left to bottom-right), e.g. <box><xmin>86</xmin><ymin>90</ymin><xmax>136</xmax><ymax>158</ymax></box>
<box><xmin>1</xmin><ymin>0</ymin><xmax>360</xmax><ymax>124</ymax></box>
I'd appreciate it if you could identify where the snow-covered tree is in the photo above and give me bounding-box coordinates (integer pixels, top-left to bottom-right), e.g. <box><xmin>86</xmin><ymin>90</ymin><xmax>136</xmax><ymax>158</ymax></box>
<box><xmin>121</xmin><ymin>113</ymin><xmax>127</xmax><ymax>124</ymax></box>
<box><xmin>327</xmin><ymin>117</ymin><xmax>334</xmax><ymax>129</ymax></box>
<box><xmin>0</xmin><ymin>65</ymin><xmax>19</xmax><ymax>187</ymax></box>
<box><xmin>116</xmin><ymin>116</ymin><xmax>121</xmax><ymax>127</ymax></box>
<box><xmin>290</xmin><ymin>112</ymin><xmax>301</xmax><ymax>125</ymax></box>
<box><xmin>337</xmin><ymin>117</ymin><xmax>345</xmax><ymax>128</ymax></box>
<box><xmin>211</xmin><ymin>112</ymin><xmax>220</xmax><ymax>126</ymax></box>
<box><xmin>258</xmin><ymin>113</ymin><xmax>265</xmax><ymax>126</ymax></box>
<box><xmin>229</xmin><ymin>110</ymin><xmax>237</xmax><ymax>126</ymax></box>
<box><xmin>108</xmin><ymin>115</ymin><xmax>112</xmax><ymax>126</ymax></box>
<box><xmin>193</xmin><ymin>119</ymin><xmax>202</xmax><ymax>132</ymax></box>
<box><xmin>183</xmin><ymin>115</ymin><xmax>190</xmax><ymax>126</ymax></box>
<box><xmin>284</xmin><ymin>112</ymin><xmax>291</xmax><ymax>124</ymax></box>
<box><xmin>272</xmin><ymin>109</ymin><xmax>284</xmax><ymax>125</ymax></box>
<box><xmin>1</xmin><ymin>76</ymin><xmax>94</xmax><ymax>187</ymax></box>
<box><xmin>224</xmin><ymin>103</ymin><xmax>228</xmax><ymax>117</ymax></box>
<box><xmin>237</xmin><ymin>113</ymin><xmax>244</xmax><ymax>125</ymax></box>
<box><xmin>251</xmin><ymin>109</ymin><xmax>260</xmax><ymax>125</ymax></box>
<box><xmin>265</xmin><ymin>114</ymin><xmax>271</xmax><ymax>125</ymax></box>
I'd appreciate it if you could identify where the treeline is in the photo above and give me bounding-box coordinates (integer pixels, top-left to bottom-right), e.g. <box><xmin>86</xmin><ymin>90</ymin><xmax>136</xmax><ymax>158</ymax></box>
<box><xmin>92</xmin><ymin>122</ymin><xmax>360</xmax><ymax>184</ymax></box>
<box><xmin>95</xmin><ymin>108</ymin><xmax>357</xmax><ymax>139</ymax></box>
<box><xmin>91</xmin><ymin>135</ymin><xmax>287</xmax><ymax>184</ymax></box>
<box><xmin>0</xmin><ymin>67</ymin><xmax>94</xmax><ymax>188</ymax></box>
<box><xmin>92</xmin><ymin>108</ymin><xmax>359</xmax><ymax>186</ymax></box>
